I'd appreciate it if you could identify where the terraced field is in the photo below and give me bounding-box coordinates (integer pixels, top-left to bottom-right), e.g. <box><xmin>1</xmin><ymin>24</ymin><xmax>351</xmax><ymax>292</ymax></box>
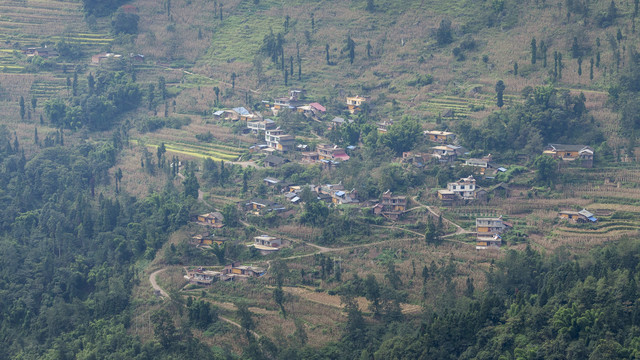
<box><xmin>133</xmin><ymin>138</ymin><xmax>245</xmax><ymax>162</ymax></box>
<box><xmin>0</xmin><ymin>0</ymin><xmax>112</xmax><ymax>71</ymax></box>
<box><xmin>416</xmin><ymin>94</ymin><xmax>517</xmax><ymax>120</ymax></box>
<box><xmin>0</xmin><ymin>1</ymin><xmax>90</xmax><ymax>36</ymax></box>
<box><xmin>30</xmin><ymin>77</ymin><xmax>68</xmax><ymax>98</ymax></box>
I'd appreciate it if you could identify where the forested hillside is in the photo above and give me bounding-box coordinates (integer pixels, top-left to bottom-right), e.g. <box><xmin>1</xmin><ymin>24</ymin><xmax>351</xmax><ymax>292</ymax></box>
<box><xmin>1</xmin><ymin>0</ymin><xmax>640</xmax><ymax>358</ymax></box>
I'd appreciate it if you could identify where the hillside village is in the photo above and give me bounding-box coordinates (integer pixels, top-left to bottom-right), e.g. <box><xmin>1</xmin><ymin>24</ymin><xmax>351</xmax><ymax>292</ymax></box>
<box><xmin>3</xmin><ymin>0</ymin><xmax>640</xmax><ymax>358</ymax></box>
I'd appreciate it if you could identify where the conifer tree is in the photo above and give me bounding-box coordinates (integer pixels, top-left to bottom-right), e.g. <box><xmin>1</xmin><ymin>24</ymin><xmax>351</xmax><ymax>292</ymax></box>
<box><xmin>495</xmin><ymin>80</ymin><xmax>505</xmax><ymax>108</ymax></box>
<box><xmin>19</xmin><ymin>96</ymin><xmax>25</xmax><ymax>120</ymax></box>
<box><xmin>578</xmin><ymin>57</ymin><xmax>583</xmax><ymax>76</ymax></box>
<box><xmin>531</xmin><ymin>37</ymin><xmax>537</xmax><ymax>64</ymax></box>
<box><xmin>325</xmin><ymin>44</ymin><xmax>330</xmax><ymax>65</ymax></box>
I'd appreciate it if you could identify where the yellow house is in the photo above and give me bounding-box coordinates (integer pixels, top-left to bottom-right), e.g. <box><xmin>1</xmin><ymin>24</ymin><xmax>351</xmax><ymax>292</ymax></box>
<box><xmin>543</xmin><ymin>144</ymin><xmax>594</xmax><ymax>168</ymax></box>
<box><xmin>191</xmin><ymin>235</ymin><xmax>227</xmax><ymax>246</ymax></box>
<box><xmin>197</xmin><ymin>212</ymin><xmax>224</xmax><ymax>228</ymax></box>
<box><xmin>346</xmin><ymin>95</ymin><xmax>367</xmax><ymax>114</ymax></box>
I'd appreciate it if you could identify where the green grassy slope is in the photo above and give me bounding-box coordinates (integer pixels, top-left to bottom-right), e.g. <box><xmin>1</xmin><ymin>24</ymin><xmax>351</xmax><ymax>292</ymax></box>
<box><xmin>125</xmin><ymin>0</ymin><xmax>629</xmax><ymax>129</ymax></box>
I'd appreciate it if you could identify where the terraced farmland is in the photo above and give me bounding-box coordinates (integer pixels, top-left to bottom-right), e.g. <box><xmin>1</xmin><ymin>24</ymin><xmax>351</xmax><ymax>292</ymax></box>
<box><xmin>30</xmin><ymin>77</ymin><xmax>67</xmax><ymax>98</ymax></box>
<box><xmin>133</xmin><ymin>138</ymin><xmax>245</xmax><ymax>162</ymax></box>
<box><xmin>0</xmin><ymin>0</ymin><xmax>112</xmax><ymax>71</ymax></box>
<box><xmin>416</xmin><ymin>94</ymin><xmax>516</xmax><ymax>120</ymax></box>
<box><xmin>0</xmin><ymin>0</ymin><xmax>93</xmax><ymax>37</ymax></box>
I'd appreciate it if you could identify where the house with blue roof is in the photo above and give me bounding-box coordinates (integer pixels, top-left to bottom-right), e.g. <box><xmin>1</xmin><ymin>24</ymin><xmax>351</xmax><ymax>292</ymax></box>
<box><xmin>559</xmin><ymin>209</ymin><xmax>598</xmax><ymax>223</ymax></box>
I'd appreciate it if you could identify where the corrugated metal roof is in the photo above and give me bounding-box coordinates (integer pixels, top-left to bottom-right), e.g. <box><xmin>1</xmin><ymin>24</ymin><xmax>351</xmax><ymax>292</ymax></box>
<box><xmin>233</xmin><ymin>107</ymin><xmax>250</xmax><ymax>115</ymax></box>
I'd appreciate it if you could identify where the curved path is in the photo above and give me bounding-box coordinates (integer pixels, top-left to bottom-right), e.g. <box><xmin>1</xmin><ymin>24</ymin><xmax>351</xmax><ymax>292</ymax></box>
<box><xmin>150</xmin><ymin>267</ymin><xmax>260</xmax><ymax>338</ymax></box>
<box><xmin>410</xmin><ymin>195</ymin><xmax>471</xmax><ymax>235</ymax></box>
<box><xmin>150</xmin><ymin>268</ymin><xmax>169</xmax><ymax>298</ymax></box>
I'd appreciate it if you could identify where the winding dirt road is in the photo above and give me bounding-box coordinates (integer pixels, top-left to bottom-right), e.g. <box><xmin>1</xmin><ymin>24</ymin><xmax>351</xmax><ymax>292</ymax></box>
<box><xmin>149</xmin><ymin>268</ymin><xmax>169</xmax><ymax>298</ymax></box>
<box><xmin>149</xmin><ymin>267</ymin><xmax>260</xmax><ymax>338</ymax></box>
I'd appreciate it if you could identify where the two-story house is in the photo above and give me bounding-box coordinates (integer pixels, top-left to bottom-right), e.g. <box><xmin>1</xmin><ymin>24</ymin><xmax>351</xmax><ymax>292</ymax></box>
<box><xmin>373</xmin><ymin>190</ymin><xmax>407</xmax><ymax>220</ymax></box>
<box><xmin>265</xmin><ymin>129</ymin><xmax>295</xmax><ymax>152</ymax></box>
<box><xmin>476</xmin><ymin>233</ymin><xmax>502</xmax><ymax>250</ymax></box>
<box><xmin>431</xmin><ymin>145</ymin><xmax>466</xmax><ymax>163</ymax></box>
<box><xmin>476</xmin><ymin>216</ymin><xmax>510</xmax><ymax>234</ymax></box>
<box><xmin>447</xmin><ymin>176</ymin><xmax>477</xmax><ymax>200</ymax></box>
<box><xmin>247</xmin><ymin>118</ymin><xmax>276</xmax><ymax>134</ymax></box>
<box><xmin>475</xmin><ymin>216</ymin><xmax>511</xmax><ymax>250</ymax></box>
<box><xmin>317</xmin><ymin>144</ymin><xmax>350</xmax><ymax>162</ymax></box>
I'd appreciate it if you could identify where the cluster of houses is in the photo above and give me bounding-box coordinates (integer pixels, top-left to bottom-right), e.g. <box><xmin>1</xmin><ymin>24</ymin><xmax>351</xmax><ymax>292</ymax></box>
<box><xmin>21</xmin><ymin>46</ymin><xmax>58</xmax><ymax>58</ymax></box>
<box><xmin>21</xmin><ymin>46</ymin><xmax>146</xmax><ymax>64</ymax></box>
<box><xmin>263</xmin><ymin>89</ymin><xmax>327</xmax><ymax>118</ymax></box>
<box><xmin>185</xmin><ymin>263</ymin><xmax>266</xmax><ymax>285</ymax></box>
<box><xmin>300</xmin><ymin>144</ymin><xmax>350</xmax><ymax>167</ymax></box>
<box><xmin>263</xmin><ymin>179</ymin><xmax>360</xmax><ymax>206</ymax></box>
<box><xmin>190</xmin><ymin>232</ymin><xmax>286</xmax><ymax>255</ymax></box>
<box><xmin>214</xmin><ymin>106</ymin><xmax>261</xmax><ymax>122</ymax></box>
<box><xmin>201</xmin><ymin>92</ymin><xmax>599</xmax><ymax>255</ymax></box>
<box><xmin>191</xmin><ymin>234</ymin><xmax>227</xmax><ymax>247</ymax></box>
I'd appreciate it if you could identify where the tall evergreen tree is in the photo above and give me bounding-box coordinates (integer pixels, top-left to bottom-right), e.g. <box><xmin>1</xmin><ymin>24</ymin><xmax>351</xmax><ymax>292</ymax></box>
<box><xmin>183</xmin><ymin>170</ymin><xmax>200</xmax><ymax>199</ymax></box>
<box><xmin>88</xmin><ymin>73</ymin><xmax>95</xmax><ymax>96</ymax></box>
<box><xmin>72</xmin><ymin>71</ymin><xmax>78</xmax><ymax>97</ymax></box>
<box><xmin>531</xmin><ymin>37</ymin><xmax>537</xmax><ymax>64</ymax></box>
<box><xmin>495</xmin><ymin>80</ymin><xmax>505</xmax><ymax>108</ymax></box>
<box><xmin>158</xmin><ymin>76</ymin><xmax>166</xmax><ymax>100</ymax></box>
<box><xmin>558</xmin><ymin>53</ymin><xmax>563</xmax><ymax>79</ymax></box>
<box><xmin>366</xmin><ymin>0</ymin><xmax>375</xmax><ymax>12</ymax></box>
<box><xmin>578</xmin><ymin>57</ymin><xmax>583</xmax><ymax>76</ymax></box>
<box><xmin>19</xmin><ymin>96</ymin><xmax>25</xmax><ymax>120</ymax></box>
<box><xmin>325</xmin><ymin>44</ymin><xmax>330</xmax><ymax>65</ymax></box>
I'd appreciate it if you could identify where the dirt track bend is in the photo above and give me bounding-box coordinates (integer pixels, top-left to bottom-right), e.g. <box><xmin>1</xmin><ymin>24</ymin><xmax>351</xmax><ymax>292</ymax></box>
<box><xmin>149</xmin><ymin>267</ymin><xmax>260</xmax><ymax>338</ymax></box>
